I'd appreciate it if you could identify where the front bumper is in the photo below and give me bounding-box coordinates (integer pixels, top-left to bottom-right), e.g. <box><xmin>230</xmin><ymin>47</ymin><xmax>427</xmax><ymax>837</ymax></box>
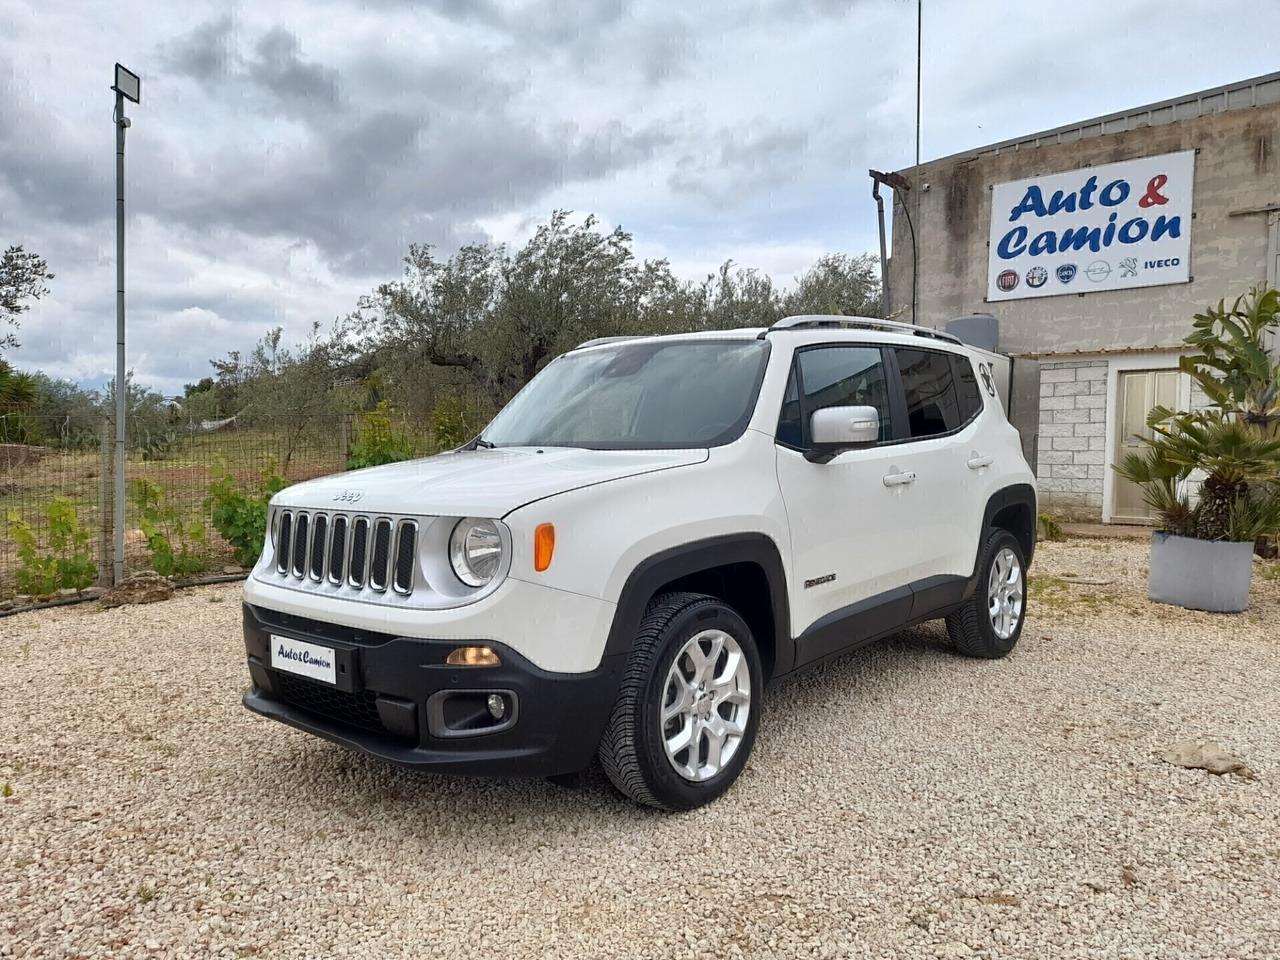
<box><xmin>242</xmin><ymin>603</ymin><xmax>625</xmax><ymax>777</ymax></box>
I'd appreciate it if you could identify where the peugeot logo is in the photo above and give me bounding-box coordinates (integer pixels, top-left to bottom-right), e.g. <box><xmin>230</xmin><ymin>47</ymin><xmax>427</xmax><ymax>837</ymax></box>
<box><xmin>332</xmin><ymin>489</ymin><xmax>365</xmax><ymax>503</ymax></box>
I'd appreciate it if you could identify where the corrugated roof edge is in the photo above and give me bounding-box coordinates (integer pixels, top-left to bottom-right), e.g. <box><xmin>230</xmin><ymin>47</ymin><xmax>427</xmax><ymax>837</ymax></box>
<box><xmin>895</xmin><ymin>69</ymin><xmax>1280</xmax><ymax>174</ymax></box>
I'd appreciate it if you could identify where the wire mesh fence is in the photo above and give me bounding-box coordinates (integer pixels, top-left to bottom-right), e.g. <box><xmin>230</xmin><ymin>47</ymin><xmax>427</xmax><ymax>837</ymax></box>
<box><xmin>0</xmin><ymin>412</ymin><xmax>441</xmax><ymax>601</ymax></box>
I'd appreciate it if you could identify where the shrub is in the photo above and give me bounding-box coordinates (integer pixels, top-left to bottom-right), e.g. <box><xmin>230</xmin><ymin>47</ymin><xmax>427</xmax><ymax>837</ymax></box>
<box><xmin>206</xmin><ymin>461</ymin><xmax>288</xmax><ymax>568</ymax></box>
<box><xmin>431</xmin><ymin>395</ymin><xmax>481</xmax><ymax>451</ymax></box>
<box><xmin>1037</xmin><ymin>512</ymin><xmax>1065</xmax><ymax>543</ymax></box>
<box><xmin>130</xmin><ymin>479</ymin><xmax>208</xmax><ymax>577</ymax></box>
<box><xmin>347</xmin><ymin>401</ymin><xmax>414</xmax><ymax>469</ymax></box>
<box><xmin>6</xmin><ymin>497</ymin><xmax>97</xmax><ymax>595</ymax></box>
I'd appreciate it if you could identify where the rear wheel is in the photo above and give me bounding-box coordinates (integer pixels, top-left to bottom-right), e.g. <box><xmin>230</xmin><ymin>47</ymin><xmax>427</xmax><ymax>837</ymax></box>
<box><xmin>598</xmin><ymin>592</ymin><xmax>762</xmax><ymax>810</ymax></box>
<box><xmin>946</xmin><ymin>529</ymin><xmax>1026</xmax><ymax>658</ymax></box>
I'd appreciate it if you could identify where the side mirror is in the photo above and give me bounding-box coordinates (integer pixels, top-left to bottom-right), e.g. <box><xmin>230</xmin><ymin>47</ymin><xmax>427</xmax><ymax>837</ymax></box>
<box><xmin>805</xmin><ymin>405</ymin><xmax>881</xmax><ymax>463</ymax></box>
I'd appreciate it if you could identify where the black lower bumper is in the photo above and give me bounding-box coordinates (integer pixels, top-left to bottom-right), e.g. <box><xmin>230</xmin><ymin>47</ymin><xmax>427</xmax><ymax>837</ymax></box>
<box><xmin>241</xmin><ymin>603</ymin><xmax>625</xmax><ymax>777</ymax></box>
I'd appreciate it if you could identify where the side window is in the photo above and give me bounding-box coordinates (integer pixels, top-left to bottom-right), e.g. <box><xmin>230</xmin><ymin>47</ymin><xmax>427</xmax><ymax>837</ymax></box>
<box><xmin>952</xmin><ymin>354</ymin><xmax>984</xmax><ymax>423</ymax></box>
<box><xmin>775</xmin><ymin>346</ymin><xmax>892</xmax><ymax>446</ymax></box>
<box><xmin>894</xmin><ymin>348</ymin><xmax>967</xmax><ymax>438</ymax></box>
<box><xmin>776</xmin><ymin>374</ymin><xmax>803</xmax><ymax>448</ymax></box>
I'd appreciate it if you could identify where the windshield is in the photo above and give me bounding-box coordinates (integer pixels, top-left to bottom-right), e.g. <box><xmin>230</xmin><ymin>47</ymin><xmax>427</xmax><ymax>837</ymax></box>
<box><xmin>480</xmin><ymin>339</ymin><xmax>771</xmax><ymax>450</ymax></box>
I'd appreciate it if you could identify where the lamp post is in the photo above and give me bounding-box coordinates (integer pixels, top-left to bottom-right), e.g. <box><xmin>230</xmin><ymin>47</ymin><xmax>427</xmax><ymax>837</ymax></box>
<box><xmin>112</xmin><ymin>63</ymin><xmax>139</xmax><ymax>585</ymax></box>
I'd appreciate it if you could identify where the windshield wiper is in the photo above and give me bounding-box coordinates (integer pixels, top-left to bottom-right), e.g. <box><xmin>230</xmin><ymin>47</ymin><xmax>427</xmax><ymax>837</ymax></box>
<box><xmin>472</xmin><ymin>438</ymin><xmax>496</xmax><ymax>449</ymax></box>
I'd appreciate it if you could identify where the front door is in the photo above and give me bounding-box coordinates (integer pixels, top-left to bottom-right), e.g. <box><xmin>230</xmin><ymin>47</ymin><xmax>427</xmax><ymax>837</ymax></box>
<box><xmin>773</xmin><ymin>344</ymin><xmax>916</xmax><ymax>636</ymax></box>
<box><xmin>1112</xmin><ymin>369</ymin><xmax>1180</xmax><ymax>522</ymax></box>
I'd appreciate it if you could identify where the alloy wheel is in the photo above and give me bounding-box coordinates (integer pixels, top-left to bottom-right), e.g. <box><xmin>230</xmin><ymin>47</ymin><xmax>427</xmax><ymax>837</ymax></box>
<box><xmin>987</xmin><ymin>546</ymin><xmax>1024</xmax><ymax>640</ymax></box>
<box><xmin>659</xmin><ymin>628</ymin><xmax>751</xmax><ymax>782</ymax></box>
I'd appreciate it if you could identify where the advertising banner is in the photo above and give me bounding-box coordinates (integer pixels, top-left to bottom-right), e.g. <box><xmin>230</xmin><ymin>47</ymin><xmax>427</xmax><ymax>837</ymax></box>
<box><xmin>987</xmin><ymin>150</ymin><xmax>1194</xmax><ymax>301</ymax></box>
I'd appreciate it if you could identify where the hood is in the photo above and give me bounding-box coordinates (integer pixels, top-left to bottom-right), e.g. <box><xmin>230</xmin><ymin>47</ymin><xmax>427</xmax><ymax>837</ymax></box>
<box><xmin>273</xmin><ymin>446</ymin><xmax>709</xmax><ymax>518</ymax></box>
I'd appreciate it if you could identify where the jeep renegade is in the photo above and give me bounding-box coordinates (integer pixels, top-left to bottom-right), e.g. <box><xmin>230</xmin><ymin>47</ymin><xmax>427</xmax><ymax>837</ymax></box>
<box><xmin>242</xmin><ymin>315</ymin><xmax>1036</xmax><ymax>809</ymax></box>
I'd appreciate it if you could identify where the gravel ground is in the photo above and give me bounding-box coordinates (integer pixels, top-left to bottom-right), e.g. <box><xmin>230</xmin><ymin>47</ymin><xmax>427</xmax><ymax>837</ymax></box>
<box><xmin>3</xmin><ymin>538</ymin><xmax>1279</xmax><ymax>959</ymax></box>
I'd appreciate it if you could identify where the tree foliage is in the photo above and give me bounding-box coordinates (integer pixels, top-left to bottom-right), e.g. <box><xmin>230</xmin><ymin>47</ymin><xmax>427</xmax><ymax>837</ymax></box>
<box><xmin>356</xmin><ymin>211</ymin><xmax>883</xmax><ymax>409</ymax></box>
<box><xmin>0</xmin><ymin>244</ymin><xmax>53</xmax><ymax>354</ymax></box>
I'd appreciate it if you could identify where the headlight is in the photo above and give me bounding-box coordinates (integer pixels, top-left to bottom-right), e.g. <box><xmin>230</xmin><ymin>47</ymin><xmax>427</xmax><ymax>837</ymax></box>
<box><xmin>449</xmin><ymin>518</ymin><xmax>504</xmax><ymax>587</ymax></box>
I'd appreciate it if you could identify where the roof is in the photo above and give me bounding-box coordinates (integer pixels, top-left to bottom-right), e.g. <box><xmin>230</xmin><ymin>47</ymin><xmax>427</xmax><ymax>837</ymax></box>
<box><xmin>899</xmin><ymin>69</ymin><xmax>1280</xmax><ymax>173</ymax></box>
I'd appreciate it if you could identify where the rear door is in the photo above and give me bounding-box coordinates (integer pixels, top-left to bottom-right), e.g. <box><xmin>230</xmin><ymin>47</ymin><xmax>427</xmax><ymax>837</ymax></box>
<box><xmin>887</xmin><ymin>346</ymin><xmax>988</xmax><ymax>581</ymax></box>
<box><xmin>774</xmin><ymin>344</ymin><xmax>919</xmax><ymax>636</ymax></box>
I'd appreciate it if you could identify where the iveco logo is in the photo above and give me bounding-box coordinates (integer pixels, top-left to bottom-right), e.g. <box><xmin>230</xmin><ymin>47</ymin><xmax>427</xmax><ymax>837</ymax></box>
<box><xmin>332</xmin><ymin>489</ymin><xmax>365</xmax><ymax>503</ymax></box>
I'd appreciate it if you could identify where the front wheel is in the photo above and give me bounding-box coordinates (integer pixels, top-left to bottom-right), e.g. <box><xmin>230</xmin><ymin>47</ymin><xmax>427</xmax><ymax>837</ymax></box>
<box><xmin>945</xmin><ymin>529</ymin><xmax>1027</xmax><ymax>658</ymax></box>
<box><xmin>598</xmin><ymin>592</ymin><xmax>762</xmax><ymax>810</ymax></box>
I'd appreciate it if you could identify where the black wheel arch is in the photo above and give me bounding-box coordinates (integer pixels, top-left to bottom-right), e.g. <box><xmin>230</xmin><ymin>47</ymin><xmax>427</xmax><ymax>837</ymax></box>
<box><xmin>981</xmin><ymin>483</ymin><xmax>1037</xmax><ymax>570</ymax></box>
<box><xmin>605</xmin><ymin>533</ymin><xmax>792</xmax><ymax>680</ymax></box>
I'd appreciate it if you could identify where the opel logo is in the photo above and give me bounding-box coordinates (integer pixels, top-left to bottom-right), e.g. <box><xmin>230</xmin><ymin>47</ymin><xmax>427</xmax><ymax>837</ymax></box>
<box><xmin>332</xmin><ymin>489</ymin><xmax>365</xmax><ymax>503</ymax></box>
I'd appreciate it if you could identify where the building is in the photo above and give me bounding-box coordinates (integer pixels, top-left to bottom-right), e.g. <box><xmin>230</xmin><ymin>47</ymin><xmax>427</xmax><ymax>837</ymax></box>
<box><xmin>887</xmin><ymin>71</ymin><xmax>1280</xmax><ymax>522</ymax></box>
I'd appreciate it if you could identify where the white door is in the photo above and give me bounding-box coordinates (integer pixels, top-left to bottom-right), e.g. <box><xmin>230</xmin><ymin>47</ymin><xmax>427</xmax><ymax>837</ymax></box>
<box><xmin>1112</xmin><ymin>369</ymin><xmax>1180</xmax><ymax>523</ymax></box>
<box><xmin>888</xmin><ymin>346</ymin><xmax>990</xmax><ymax>580</ymax></box>
<box><xmin>774</xmin><ymin>345</ymin><xmax>918</xmax><ymax>634</ymax></box>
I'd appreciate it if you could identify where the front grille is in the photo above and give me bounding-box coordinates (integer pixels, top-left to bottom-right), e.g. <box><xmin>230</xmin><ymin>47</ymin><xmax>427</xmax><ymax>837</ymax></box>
<box><xmin>270</xmin><ymin>509</ymin><xmax>418</xmax><ymax>597</ymax></box>
<box><xmin>275</xmin><ymin>673</ymin><xmax>386</xmax><ymax>734</ymax></box>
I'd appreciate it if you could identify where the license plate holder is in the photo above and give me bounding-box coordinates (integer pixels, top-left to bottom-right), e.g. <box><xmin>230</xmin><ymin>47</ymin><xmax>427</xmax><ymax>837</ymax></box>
<box><xmin>269</xmin><ymin>634</ymin><xmax>359</xmax><ymax>691</ymax></box>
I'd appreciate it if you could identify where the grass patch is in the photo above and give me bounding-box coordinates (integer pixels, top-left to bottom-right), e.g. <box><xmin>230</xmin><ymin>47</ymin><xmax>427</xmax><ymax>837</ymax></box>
<box><xmin>1029</xmin><ymin>574</ymin><xmax>1120</xmax><ymax>613</ymax></box>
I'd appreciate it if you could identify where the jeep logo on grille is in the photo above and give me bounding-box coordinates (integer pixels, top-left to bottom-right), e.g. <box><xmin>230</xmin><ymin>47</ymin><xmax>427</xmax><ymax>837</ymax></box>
<box><xmin>332</xmin><ymin>489</ymin><xmax>365</xmax><ymax>503</ymax></box>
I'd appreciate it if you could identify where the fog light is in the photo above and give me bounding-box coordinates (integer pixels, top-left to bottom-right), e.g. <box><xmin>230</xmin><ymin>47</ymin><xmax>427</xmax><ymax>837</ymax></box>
<box><xmin>446</xmin><ymin>645</ymin><xmax>501</xmax><ymax>667</ymax></box>
<box><xmin>486</xmin><ymin>694</ymin><xmax>506</xmax><ymax>720</ymax></box>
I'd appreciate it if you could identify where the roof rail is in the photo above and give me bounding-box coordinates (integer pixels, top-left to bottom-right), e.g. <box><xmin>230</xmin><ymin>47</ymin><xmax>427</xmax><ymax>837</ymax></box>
<box><xmin>761</xmin><ymin>314</ymin><xmax>963</xmax><ymax>345</ymax></box>
<box><xmin>575</xmin><ymin>335</ymin><xmax>648</xmax><ymax>350</ymax></box>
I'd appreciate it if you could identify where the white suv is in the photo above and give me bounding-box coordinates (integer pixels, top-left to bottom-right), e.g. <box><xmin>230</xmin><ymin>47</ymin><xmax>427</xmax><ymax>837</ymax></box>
<box><xmin>242</xmin><ymin>315</ymin><xmax>1036</xmax><ymax>809</ymax></box>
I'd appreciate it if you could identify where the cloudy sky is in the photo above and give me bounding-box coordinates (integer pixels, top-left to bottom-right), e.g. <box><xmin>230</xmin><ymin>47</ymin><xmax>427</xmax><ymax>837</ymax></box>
<box><xmin>2</xmin><ymin>0</ymin><xmax>1278</xmax><ymax>394</ymax></box>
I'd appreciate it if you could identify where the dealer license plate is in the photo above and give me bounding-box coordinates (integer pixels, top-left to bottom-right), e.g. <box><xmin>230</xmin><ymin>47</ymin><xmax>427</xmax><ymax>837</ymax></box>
<box><xmin>270</xmin><ymin>634</ymin><xmax>337</xmax><ymax>685</ymax></box>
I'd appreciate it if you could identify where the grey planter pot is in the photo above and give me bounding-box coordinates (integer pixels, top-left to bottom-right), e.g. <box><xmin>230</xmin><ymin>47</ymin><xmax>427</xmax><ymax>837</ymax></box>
<box><xmin>1148</xmin><ymin>532</ymin><xmax>1254</xmax><ymax>613</ymax></box>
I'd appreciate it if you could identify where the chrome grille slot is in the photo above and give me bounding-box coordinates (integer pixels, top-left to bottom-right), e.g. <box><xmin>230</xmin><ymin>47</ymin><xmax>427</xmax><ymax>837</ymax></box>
<box><xmin>327</xmin><ymin>515</ymin><xmax>347</xmax><ymax>585</ymax></box>
<box><xmin>276</xmin><ymin>510</ymin><xmax>293</xmax><ymax>574</ymax></box>
<box><xmin>269</xmin><ymin>507</ymin><xmax>418</xmax><ymax>598</ymax></box>
<box><xmin>370</xmin><ymin>518</ymin><xmax>393</xmax><ymax>592</ymax></box>
<box><xmin>291</xmin><ymin>512</ymin><xmax>309</xmax><ymax>579</ymax></box>
<box><xmin>309</xmin><ymin>513</ymin><xmax>328</xmax><ymax>582</ymax></box>
<box><xmin>393</xmin><ymin>521</ymin><xmax>417</xmax><ymax>595</ymax></box>
<box><xmin>348</xmin><ymin>517</ymin><xmax>370</xmax><ymax>588</ymax></box>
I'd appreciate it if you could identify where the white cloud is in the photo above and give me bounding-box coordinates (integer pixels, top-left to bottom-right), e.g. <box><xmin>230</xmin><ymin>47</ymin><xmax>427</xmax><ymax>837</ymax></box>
<box><xmin>2</xmin><ymin>0</ymin><xmax>1279</xmax><ymax>393</ymax></box>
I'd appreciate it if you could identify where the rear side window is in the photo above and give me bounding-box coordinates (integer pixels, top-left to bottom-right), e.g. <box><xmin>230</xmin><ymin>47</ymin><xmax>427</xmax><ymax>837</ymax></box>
<box><xmin>893</xmin><ymin>348</ymin><xmax>973</xmax><ymax>438</ymax></box>
<box><xmin>952</xmin><ymin>354</ymin><xmax>984</xmax><ymax>423</ymax></box>
<box><xmin>776</xmin><ymin>346</ymin><xmax>893</xmax><ymax>446</ymax></box>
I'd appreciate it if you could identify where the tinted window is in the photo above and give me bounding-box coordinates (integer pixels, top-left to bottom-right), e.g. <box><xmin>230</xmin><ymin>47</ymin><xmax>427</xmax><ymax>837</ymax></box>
<box><xmin>776</xmin><ymin>346</ymin><xmax>892</xmax><ymax>446</ymax></box>
<box><xmin>777</xmin><ymin>373</ymin><xmax>803</xmax><ymax>448</ymax></box>
<box><xmin>952</xmin><ymin>355</ymin><xmax>984</xmax><ymax>422</ymax></box>
<box><xmin>895</xmin><ymin>348</ymin><xmax>967</xmax><ymax>438</ymax></box>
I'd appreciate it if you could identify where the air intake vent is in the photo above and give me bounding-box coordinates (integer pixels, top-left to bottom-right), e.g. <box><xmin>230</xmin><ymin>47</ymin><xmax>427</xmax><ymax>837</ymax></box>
<box><xmin>327</xmin><ymin>515</ymin><xmax>347</xmax><ymax>585</ymax></box>
<box><xmin>393</xmin><ymin>521</ymin><xmax>417</xmax><ymax>594</ymax></box>
<box><xmin>349</xmin><ymin>517</ymin><xmax>370</xmax><ymax>588</ymax></box>
<box><xmin>370</xmin><ymin>519</ymin><xmax>393</xmax><ymax>591</ymax></box>
<box><xmin>309</xmin><ymin>513</ymin><xmax>327</xmax><ymax>581</ymax></box>
<box><xmin>291</xmin><ymin>512</ymin><xmax>309</xmax><ymax>578</ymax></box>
<box><xmin>268</xmin><ymin>508</ymin><xmax>419</xmax><ymax>599</ymax></box>
<box><xmin>276</xmin><ymin>511</ymin><xmax>293</xmax><ymax>574</ymax></box>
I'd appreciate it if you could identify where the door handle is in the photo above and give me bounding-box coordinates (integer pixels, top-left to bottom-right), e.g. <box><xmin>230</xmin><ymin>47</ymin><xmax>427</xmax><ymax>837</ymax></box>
<box><xmin>966</xmin><ymin>455</ymin><xmax>993</xmax><ymax>470</ymax></box>
<box><xmin>882</xmin><ymin>470</ymin><xmax>916</xmax><ymax>487</ymax></box>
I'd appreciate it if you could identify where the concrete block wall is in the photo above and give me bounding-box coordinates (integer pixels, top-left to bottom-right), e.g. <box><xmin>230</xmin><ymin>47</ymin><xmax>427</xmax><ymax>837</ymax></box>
<box><xmin>1036</xmin><ymin>360</ymin><xmax>1109</xmax><ymax>518</ymax></box>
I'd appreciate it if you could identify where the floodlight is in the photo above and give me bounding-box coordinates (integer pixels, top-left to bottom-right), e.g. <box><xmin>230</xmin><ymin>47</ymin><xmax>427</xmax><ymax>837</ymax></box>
<box><xmin>113</xmin><ymin>63</ymin><xmax>140</xmax><ymax>104</ymax></box>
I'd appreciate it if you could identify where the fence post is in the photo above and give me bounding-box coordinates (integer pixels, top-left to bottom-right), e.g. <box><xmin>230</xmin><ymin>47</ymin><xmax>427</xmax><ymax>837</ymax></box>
<box><xmin>98</xmin><ymin>416</ymin><xmax>114</xmax><ymax>586</ymax></box>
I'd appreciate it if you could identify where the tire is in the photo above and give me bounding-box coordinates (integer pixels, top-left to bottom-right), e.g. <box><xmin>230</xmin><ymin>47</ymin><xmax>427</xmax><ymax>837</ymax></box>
<box><xmin>598</xmin><ymin>592</ymin><xmax>762</xmax><ymax>811</ymax></box>
<box><xmin>946</xmin><ymin>529</ymin><xmax>1027</xmax><ymax>659</ymax></box>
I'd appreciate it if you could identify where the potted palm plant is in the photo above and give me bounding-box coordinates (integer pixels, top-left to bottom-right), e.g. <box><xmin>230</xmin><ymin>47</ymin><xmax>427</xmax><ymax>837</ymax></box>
<box><xmin>1115</xmin><ymin>287</ymin><xmax>1280</xmax><ymax>612</ymax></box>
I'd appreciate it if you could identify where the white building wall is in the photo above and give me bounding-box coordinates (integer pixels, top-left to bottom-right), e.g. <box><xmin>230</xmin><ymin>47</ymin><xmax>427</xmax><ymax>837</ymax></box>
<box><xmin>1036</xmin><ymin>360</ymin><xmax>1109</xmax><ymax>518</ymax></box>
